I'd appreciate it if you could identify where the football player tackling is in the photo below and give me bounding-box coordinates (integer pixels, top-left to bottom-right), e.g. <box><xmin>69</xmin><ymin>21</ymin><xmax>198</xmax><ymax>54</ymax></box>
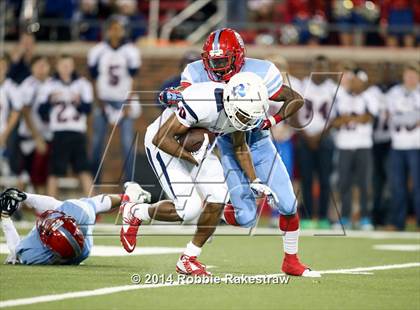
<box><xmin>158</xmin><ymin>28</ymin><xmax>320</xmax><ymax>277</ymax></box>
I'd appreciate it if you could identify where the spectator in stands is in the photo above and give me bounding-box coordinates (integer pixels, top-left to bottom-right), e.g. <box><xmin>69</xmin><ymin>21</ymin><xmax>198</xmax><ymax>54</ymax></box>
<box><xmin>17</xmin><ymin>56</ymin><xmax>52</xmax><ymax>193</ymax></box>
<box><xmin>88</xmin><ymin>17</ymin><xmax>141</xmax><ymax>183</ymax></box>
<box><xmin>97</xmin><ymin>0</ymin><xmax>119</xmax><ymax>19</ymax></box>
<box><xmin>333</xmin><ymin>0</ymin><xmax>380</xmax><ymax>46</ymax></box>
<box><xmin>39</xmin><ymin>0</ymin><xmax>76</xmax><ymax>41</ymax></box>
<box><xmin>296</xmin><ymin>56</ymin><xmax>336</xmax><ymax>229</ymax></box>
<box><xmin>8</xmin><ymin>32</ymin><xmax>36</xmax><ymax>84</ymax></box>
<box><xmin>266</xmin><ymin>55</ymin><xmax>301</xmax><ymax>227</ymax></box>
<box><xmin>386</xmin><ymin>62</ymin><xmax>420</xmax><ymax>230</ymax></box>
<box><xmin>156</xmin><ymin>51</ymin><xmax>201</xmax><ymax>109</ymax></box>
<box><xmin>331</xmin><ymin>69</ymin><xmax>378</xmax><ymax>230</ymax></box>
<box><xmin>247</xmin><ymin>0</ymin><xmax>278</xmax><ymax>44</ymax></box>
<box><xmin>0</xmin><ymin>54</ymin><xmax>22</xmax><ymax>161</ymax></box>
<box><xmin>4</xmin><ymin>0</ymin><xmax>23</xmax><ymax>40</ymax></box>
<box><xmin>285</xmin><ymin>0</ymin><xmax>328</xmax><ymax>45</ymax></box>
<box><xmin>38</xmin><ymin>55</ymin><xmax>93</xmax><ymax>197</ymax></box>
<box><xmin>381</xmin><ymin>0</ymin><xmax>420</xmax><ymax>47</ymax></box>
<box><xmin>116</xmin><ymin>0</ymin><xmax>147</xmax><ymax>41</ymax></box>
<box><xmin>76</xmin><ymin>0</ymin><xmax>101</xmax><ymax>41</ymax></box>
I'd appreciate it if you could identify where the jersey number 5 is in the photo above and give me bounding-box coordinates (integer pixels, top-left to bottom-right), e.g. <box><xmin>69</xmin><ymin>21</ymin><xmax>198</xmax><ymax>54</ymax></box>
<box><xmin>108</xmin><ymin>65</ymin><xmax>120</xmax><ymax>86</ymax></box>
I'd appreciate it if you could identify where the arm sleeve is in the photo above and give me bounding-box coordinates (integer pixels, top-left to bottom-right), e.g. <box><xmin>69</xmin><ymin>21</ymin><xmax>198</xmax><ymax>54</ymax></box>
<box><xmin>77</xmin><ymin>79</ymin><xmax>94</xmax><ymax>114</ymax></box>
<box><xmin>264</xmin><ymin>63</ymin><xmax>284</xmax><ymax>99</ymax></box>
<box><xmin>8</xmin><ymin>83</ymin><xmax>23</xmax><ymax>111</ymax></box>
<box><xmin>19</xmin><ymin>82</ymin><xmax>34</xmax><ymax>107</ymax></box>
<box><xmin>87</xmin><ymin>45</ymin><xmax>100</xmax><ymax>80</ymax></box>
<box><xmin>37</xmin><ymin>84</ymin><xmax>52</xmax><ymax>121</ymax></box>
<box><xmin>385</xmin><ymin>87</ymin><xmax>395</xmax><ymax>114</ymax></box>
<box><xmin>366</xmin><ymin>89</ymin><xmax>380</xmax><ymax>116</ymax></box>
<box><xmin>180</xmin><ymin>64</ymin><xmax>194</xmax><ymax>85</ymax></box>
<box><xmin>330</xmin><ymin>95</ymin><xmax>340</xmax><ymax>118</ymax></box>
<box><xmin>1</xmin><ymin>217</ymin><xmax>20</xmax><ymax>263</ymax></box>
<box><xmin>127</xmin><ymin>45</ymin><xmax>141</xmax><ymax>76</ymax></box>
<box><xmin>24</xmin><ymin>193</ymin><xmax>63</xmax><ymax>213</ymax></box>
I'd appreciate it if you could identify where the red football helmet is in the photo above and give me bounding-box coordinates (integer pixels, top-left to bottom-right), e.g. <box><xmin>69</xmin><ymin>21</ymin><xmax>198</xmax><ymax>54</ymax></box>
<box><xmin>202</xmin><ymin>28</ymin><xmax>245</xmax><ymax>82</ymax></box>
<box><xmin>36</xmin><ymin>210</ymin><xmax>84</xmax><ymax>260</ymax></box>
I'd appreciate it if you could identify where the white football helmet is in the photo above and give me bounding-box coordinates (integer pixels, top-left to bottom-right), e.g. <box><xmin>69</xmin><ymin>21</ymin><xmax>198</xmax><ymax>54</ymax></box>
<box><xmin>223</xmin><ymin>72</ymin><xmax>269</xmax><ymax>131</ymax></box>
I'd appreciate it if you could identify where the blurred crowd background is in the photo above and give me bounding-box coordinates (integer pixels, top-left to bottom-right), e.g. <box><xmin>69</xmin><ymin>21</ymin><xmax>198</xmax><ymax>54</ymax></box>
<box><xmin>0</xmin><ymin>0</ymin><xmax>419</xmax><ymax>231</ymax></box>
<box><xmin>3</xmin><ymin>0</ymin><xmax>420</xmax><ymax>47</ymax></box>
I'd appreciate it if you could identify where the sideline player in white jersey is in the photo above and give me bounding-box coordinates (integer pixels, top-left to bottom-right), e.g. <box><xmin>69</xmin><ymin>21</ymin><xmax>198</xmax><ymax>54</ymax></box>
<box><xmin>158</xmin><ymin>29</ymin><xmax>317</xmax><ymax>277</ymax></box>
<box><xmin>88</xmin><ymin>16</ymin><xmax>141</xmax><ymax>182</ymax></box>
<box><xmin>296</xmin><ymin>55</ymin><xmax>337</xmax><ymax>229</ymax></box>
<box><xmin>17</xmin><ymin>56</ymin><xmax>52</xmax><ymax>191</ymax></box>
<box><xmin>38</xmin><ymin>55</ymin><xmax>93</xmax><ymax>197</ymax></box>
<box><xmin>121</xmin><ymin>73</ymin><xmax>283</xmax><ymax>276</ymax></box>
<box><xmin>386</xmin><ymin>62</ymin><xmax>420</xmax><ymax>230</ymax></box>
<box><xmin>330</xmin><ymin>69</ymin><xmax>379</xmax><ymax>229</ymax></box>
<box><xmin>0</xmin><ymin>54</ymin><xmax>22</xmax><ymax>154</ymax></box>
<box><xmin>0</xmin><ymin>183</ymin><xmax>151</xmax><ymax>265</ymax></box>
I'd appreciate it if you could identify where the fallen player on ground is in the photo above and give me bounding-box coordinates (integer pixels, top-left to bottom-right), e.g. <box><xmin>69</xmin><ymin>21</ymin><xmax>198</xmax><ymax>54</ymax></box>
<box><xmin>0</xmin><ymin>183</ymin><xmax>150</xmax><ymax>265</ymax></box>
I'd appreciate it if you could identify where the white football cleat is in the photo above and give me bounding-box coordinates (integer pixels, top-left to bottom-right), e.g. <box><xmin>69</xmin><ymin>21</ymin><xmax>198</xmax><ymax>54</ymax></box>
<box><xmin>124</xmin><ymin>182</ymin><xmax>151</xmax><ymax>203</ymax></box>
<box><xmin>176</xmin><ymin>255</ymin><xmax>211</xmax><ymax>276</ymax></box>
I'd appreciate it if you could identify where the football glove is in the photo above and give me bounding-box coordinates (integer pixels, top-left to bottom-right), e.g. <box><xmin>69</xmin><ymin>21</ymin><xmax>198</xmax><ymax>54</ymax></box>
<box><xmin>191</xmin><ymin>133</ymin><xmax>210</xmax><ymax>166</ymax></box>
<box><xmin>0</xmin><ymin>188</ymin><xmax>27</xmax><ymax>217</ymax></box>
<box><xmin>250</xmin><ymin>178</ymin><xmax>279</xmax><ymax>208</ymax></box>
<box><xmin>158</xmin><ymin>87</ymin><xmax>183</xmax><ymax>108</ymax></box>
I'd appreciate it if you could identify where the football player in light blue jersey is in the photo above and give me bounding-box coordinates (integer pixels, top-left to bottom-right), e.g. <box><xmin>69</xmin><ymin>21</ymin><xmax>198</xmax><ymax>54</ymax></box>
<box><xmin>0</xmin><ymin>183</ymin><xmax>150</xmax><ymax>265</ymax></box>
<box><xmin>159</xmin><ymin>28</ymin><xmax>318</xmax><ymax>277</ymax></box>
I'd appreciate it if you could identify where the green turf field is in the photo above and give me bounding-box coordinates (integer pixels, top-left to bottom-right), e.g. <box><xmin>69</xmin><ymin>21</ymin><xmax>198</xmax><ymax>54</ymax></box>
<box><xmin>0</xmin><ymin>228</ymin><xmax>419</xmax><ymax>310</ymax></box>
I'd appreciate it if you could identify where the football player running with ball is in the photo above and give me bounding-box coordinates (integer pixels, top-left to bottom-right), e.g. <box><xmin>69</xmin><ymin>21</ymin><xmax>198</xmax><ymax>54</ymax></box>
<box><xmin>0</xmin><ymin>183</ymin><xmax>150</xmax><ymax>265</ymax></box>
<box><xmin>157</xmin><ymin>28</ymin><xmax>320</xmax><ymax>277</ymax></box>
<box><xmin>121</xmin><ymin>72</ymin><xmax>277</xmax><ymax>275</ymax></box>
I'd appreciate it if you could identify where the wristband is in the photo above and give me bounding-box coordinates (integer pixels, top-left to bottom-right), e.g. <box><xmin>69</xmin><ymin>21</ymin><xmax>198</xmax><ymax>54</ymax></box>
<box><xmin>269</xmin><ymin>114</ymin><xmax>283</xmax><ymax>126</ymax></box>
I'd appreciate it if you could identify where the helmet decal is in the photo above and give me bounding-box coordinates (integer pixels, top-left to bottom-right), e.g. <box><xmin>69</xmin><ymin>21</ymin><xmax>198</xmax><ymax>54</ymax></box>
<box><xmin>232</xmin><ymin>84</ymin><xmax>248</xmax><ymax>97</ymax></box>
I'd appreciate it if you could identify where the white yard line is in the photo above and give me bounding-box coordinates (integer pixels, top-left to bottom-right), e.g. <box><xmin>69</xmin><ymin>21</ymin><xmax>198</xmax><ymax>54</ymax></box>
<box><xmin>319</xmin><ymin>262</ymin><xmax>420</xmax><ymax>274</ymax></box>
<box><xmin>1</xmin><ymin>262</ymin><xmax>419</xmax><ymax>308</ymax></box>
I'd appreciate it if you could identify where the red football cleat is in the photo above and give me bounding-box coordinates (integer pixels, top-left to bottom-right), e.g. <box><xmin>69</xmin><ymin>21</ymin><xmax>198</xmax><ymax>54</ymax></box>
<box><xmin>120</xmin><ymin>202</ymin><xmax>141</xmax><ymax>253</ymax></box>
<box><xmin>176</xmin><ymin>255</ymin><xmax>211</xmax><ymax>276</ymax></box>
<box><xmin>282</xmin><ymin>253</ymin><xmax>321</xmax><ymax>277</ymax></box>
